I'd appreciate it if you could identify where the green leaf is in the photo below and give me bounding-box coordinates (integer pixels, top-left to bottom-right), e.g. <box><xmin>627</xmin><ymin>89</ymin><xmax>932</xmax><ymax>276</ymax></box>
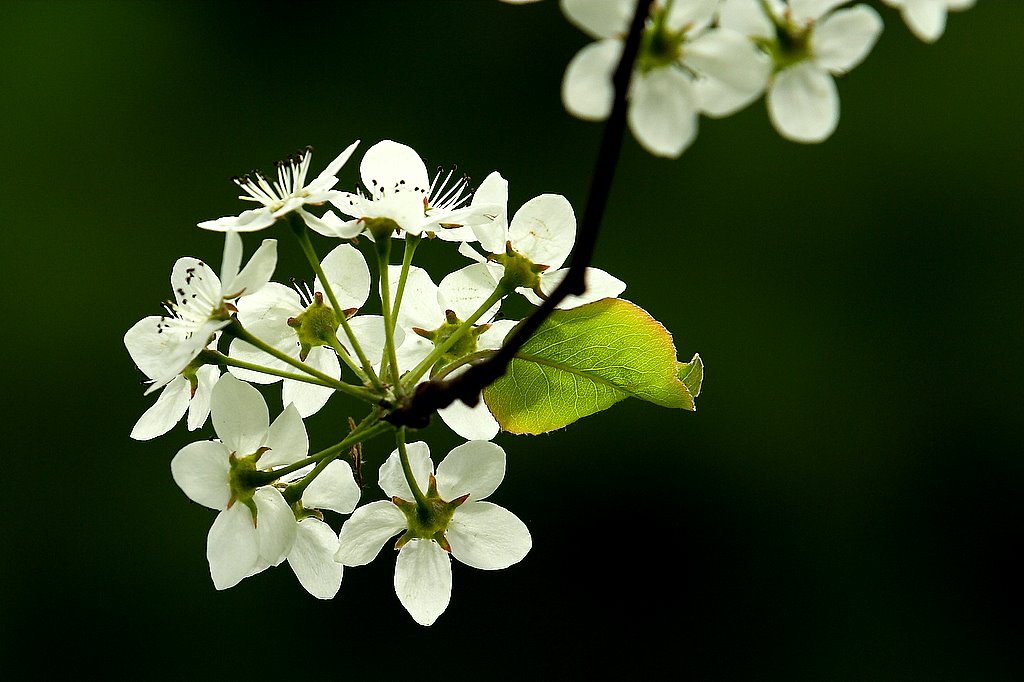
<box><xmin>677</xmin><ymin>353</ymin><xmax>703</xmax><ymax>399</ymax></box>
<box><xmin>483</xmin><ymin>298</ymin><xmax>698</xmax><ymax>435</ymax></box>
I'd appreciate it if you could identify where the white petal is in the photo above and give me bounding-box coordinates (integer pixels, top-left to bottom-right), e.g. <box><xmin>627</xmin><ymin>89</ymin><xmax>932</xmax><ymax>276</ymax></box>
<box><xmin>226</xmin><ymin>239</ymin><xmax>277</xmax><ymax>299</ymax></box>
<box><xmin>125</xmin><ymin>315</ymin><xmax>178</xmax><ymax>380</ymax></box>
<box><xmin>438</xmin><ymin>263</ymin><xmax>503</xmax><ymax>322</ymax></box>
<box><xmin>280</xmin><ymin>346</ymin><xmax>340</xmax><ymax>418</ymax></box>
<box><xmin>338</xmin><ymin>315</ymin><xmax>396</xmax><ymax>371</ymax></box>
<box><xmin>360</xmin><ymin>140</ymin><xmax>430</xmax><ymax>201</ymax></box>
<box><xmin>435</xmin><ymin>440</ymin><xmax>506</xmax><ymax>502</ymax></box>
<box><xmin>378</xmin><ymin>442</ymin><xmax>433</xmax><ymax>500</ymax></box>
<box><xmin>220</xmin><ymin>230</ymin><xmax>243</xmax><ymax>291</ymax></box>
<box><xmin>211</xmin><ymin>373</ymin><xmax>269</xmax><ymax>455</ymax></box>
<box><xmin>171</xmin><ymin>440</ymin><xmax>231</xmax><ymax>509</ymax></box>
<box><xmin>523</xmin><ymin>266</ymin><xmax>626</xmax><ymax>309</ymax></box>
<box><xmin>131</xmin><ymin>376</ymin><xmax>191</xmax><ymax>440</ymax></box>
<box><xmin>253</xmin><ymin>487</ymin><xmax>297</xmax><ymax>567</ymax></box>
<box><xmin>767</xmin><ymin>62</ymin><xmax>839</xmax><ymax>143</ymax></box>
<box><xmin>335</xmin><ymin>501</ymin><xmax>407</xmax><ymax>566</ymax></box>
<box><xmin>562</xmin><ymin>39</ymin><xmax>621</xmax><ymax>121</ymax></box>
<box><xmin>685</xmin><ymin>28</ymin><xmax>771</xmax><ymax>117</ymax></box>
<box><xmin>315</xmin><ymin>243</ymin><xmax>371</xmax><ymax>310</ymax></box>
<box><xmin>900</xmin><ymin>0</ymin><xmax>947</xmax><ymax>43</ymax></box>
<box><xmin>559</xmin><ymin>0</ymin><xmax>633</xmax><ymax>38</ymax></box>
<box><xmin>207</xmin><ymin>504</ymin><xmax>259</xmax><ymax>590</ymax></box>
<box><xmin>394</xmin><ymin>539</ymin><xmax>452</xmax><ymax>626</ymax></box>
<box><xmin>198</xmin><ymin>207</ymin><xmax>276</xmax><ymax>232</ymax></box>
<box><xmin>813</xmin><ymin>5</ymin><xmax>883</xmax><ymax>73</ymax></box>
<box><xmin>171</xmin><ymin>257</ymin><xmax>221</xmax><ymax>309</ymax></box>
<box><xmin>477</xmin><ymin>319</ymin><xmax>518</xmax><ymax>351</ymax></box>
<box><xmin>390</xmin><ymin>265</ymin><xmax>442</xmax><ymax>331</ymax></box>
<box><xmin>186</xmin><ymin>365</ymin><xmax>219</xmax><ymax>431</ymax></box>
<box><xmin>468</xmin><ymin>171</ymin><xmax>509</xmax><ymax>254</ymax></box>
<box><xmin>288</xmin><ymin>518</ymin><xmax>344</xmax><ymax>599</ymax></box>
<box><xmin>234</xmin><ymin>281</ymin><xmax>302</xmax><ymax>328</ymax></box>
<box><xmin>448</xmin><ymin>501</ymin><xmax>532</xmax><ymax>570</ymax></box>
<box><xmin>507</xmin><ymin>193</ymin><xmax>576</xmax><ymax>270</ymax></box>
<box><xmin>227</xmin><ymin>336</ymin><xmax>291</xmax><ymax>385</ymax></box>
<box><xmin>665</xmin><ymin>0</ymin><xmax>719</xmax><ymax>33</ymax></box>
<box><xmin>303</xmin><ymin>460</ymin><xmax>361</xmax><ymax>514</ymax></box>
<box><xmin>439</xmin><ymin>394</ymin><xmax>500</xmax><ymax>442</ymax></box>
<box><xmin>395</xmin><ymin>334</ymin><xmax>434</xmax><ymax>378</ymax></box>
<box><xmin>628</xmin><ymin>67</ymin><xmax>699</xmax><ymax>158</ymax></box>
<box><xmin>261</xmin><ymin>403</ymin><xmax>308</xmax><ymax>468</ymax></box>
<box><xmin>717</xmin><ymin>0</ymin><xmax>775</xmax><ymax>38</ymax></box>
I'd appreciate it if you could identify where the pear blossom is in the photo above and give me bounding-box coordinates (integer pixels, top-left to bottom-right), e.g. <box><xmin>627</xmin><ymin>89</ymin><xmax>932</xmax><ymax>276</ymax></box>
<box><xmin>171</xmin><ymin>374</ymin><xmax>309</xmax><ymax>590</ymax></box>
<box><xmin>125</xmin><ymin>230</ymin><xmax>276</xmax><ymax>400</ymax></box>
<box><xmin>461</xmin><ymin>171</ymin><xmax>626</xmax><ymax>309</ymax></box>
<box><xmin>226</xmin><ymin>243</ymin><xmax>372</xmax><ymax>417</ymax></box>
<box><xmin>560</xmin><ymin>0</ymin><xmax>770</xmax><ymax>157</ymax></box>
<box><xmin>389</xmin><ymin>263</ymin><xmax>517</xmax><ymax>440</ymax></box>
<box><xmin>719</xmin><ymin>0</ymin><xmax>883</xmax><ymax>143</ymax></box>
<box><xmin>336</xmin><ymin>441</ymin><xmax>531</xmax><ymax>626</ymax></box>
<box><xmin>881</xmin><ymin>0</ymin><xmax>974</xmax><ymax>43</ymax></box>
<box><xmin>199</xmin><ymin>142</ymin><xmax>359</xmax><ymax>235</ymax></box>
<box><xmin>329</xmin><ymin>140</ymin><xmax>494</xmax><ymax>240</ymax></box>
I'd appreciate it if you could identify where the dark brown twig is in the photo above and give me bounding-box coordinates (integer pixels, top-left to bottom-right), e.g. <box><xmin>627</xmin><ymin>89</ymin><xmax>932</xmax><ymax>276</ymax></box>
<box><xmin>385</xmin><ymin>0</ymin><xmax>655</xmax><ymax>429</ymax></box>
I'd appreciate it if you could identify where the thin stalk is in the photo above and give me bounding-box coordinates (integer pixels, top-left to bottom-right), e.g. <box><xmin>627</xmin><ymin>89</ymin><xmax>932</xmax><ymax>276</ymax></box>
<box><xmin>202</xmin><ymin>350</ymin><xmax>336</xmax><ymax>388</ymax></box>
<box><xmin>375</xmin><ymin>236</ymin><xmax>403</xmax><ymax>389</ymax></box>
<box><xmin>290</xmin><ymin>215</ymin><xmax>383</xmax><ymax>391</ymax></box>
<box><xmin>390</xmin><ymin>234</ymin><xmax>420</xmax><ymax>326</ymax></box>
<box><xmin>396</xmin><ymin>428</ymin><xmax>430</xmax><ymax>513</ymax></box>
<box><xmin>224</xmin><ymin>319</ymin><xmax>376</xmax><ymax>403</ymax></box>
<box><xmin>257</xmin><ymin>420</ymin><xmax>393</xmax><ymax>485</ymax></box>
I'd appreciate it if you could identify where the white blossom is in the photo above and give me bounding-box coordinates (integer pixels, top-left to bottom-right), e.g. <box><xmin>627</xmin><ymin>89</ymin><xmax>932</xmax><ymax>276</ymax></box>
<box><xmin>560</xmin><ymin>0</ymin><xmax>770</xmax><ymax>157</ymax></box>
<box><xmin>461</xmin><ymin>171</ymin><xmax>626</xmax><ymax>309</ymax></box>
<box><xmin>881</xmin><ymin>0</ymin><xmax>974</xmax><ymax>43</ymax></box>
<box><xmin>227</xmin><ymin>243</ymin><xmax>371</xmax><ymax>417</ymax></box>
<box><xmin>125</xmin><ymin>231</ymin><xmax>276</xmax><ymax>401</ymax></box>
<box><xmin>170</xmin><ymin>374</ymin><xmax>309</xmax><ymax>590</ymax></box>
<box><xmin>199</xmin><ymin>142</ymin><xmax>359</xmax><ymax>235</ymax></box>
<box><xmin>336</xmin><ymin>441</ymin><xmax>531</xmax><ymax>626</ymax></box>
<box><xmin>719</xmin><ymin>0</ymin><xmax>883</xmax><ymax>143</ymax></box>
<box><xmin>330</xmin><ymin>140</ymin><xmax>495</xmax><ymax>240</ymax></box>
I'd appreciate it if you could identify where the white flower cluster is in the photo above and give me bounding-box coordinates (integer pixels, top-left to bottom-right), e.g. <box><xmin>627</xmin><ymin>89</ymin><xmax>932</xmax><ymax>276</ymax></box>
<box><xmin>527</xmin><ymin>0</ymin><xmax>975</xmax><ymax>155</ymax></box>
<box><xmin>125</xmin><ymin>140</ymin><xmax>627</xmax><ymax>624</ymax></box>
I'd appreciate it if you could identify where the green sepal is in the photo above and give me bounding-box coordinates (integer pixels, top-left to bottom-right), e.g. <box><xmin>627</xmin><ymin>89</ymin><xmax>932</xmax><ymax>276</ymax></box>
<box><xmin>286</xmin><ymin>291</ymin><xmax>343</xmax><ymax>360</ymax></box>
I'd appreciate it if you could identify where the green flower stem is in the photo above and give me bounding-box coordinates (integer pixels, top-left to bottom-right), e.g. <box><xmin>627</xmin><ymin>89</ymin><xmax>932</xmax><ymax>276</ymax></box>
<box><xmin>429</xmin><ymin>349</ymin><xmax>497</xmax><ymax>382</ymax></box>
<box><xmin>201</xmin><ymin>350</ymin><xmax>337</xmax><ymax>389</ymax></box>
<box><xmin>281</xmin><ymin>412</ymin><xmax>381</xmax><ymax>504</ymax></box>
<box><xmin>224</xmin><ymin>319</ymin><xmax>377</xmax><ymax>403</ymax></box>
<box><xmin>374</xmin><ymin>236</ymin><xmax>403</xmax><ymax>390</ymax></box>
<box><xmin>289</xmin><ymin>216</ymin><xmax>383</xmax><ymax>392</ymax></box>
<box><xmin>396</xmin><ymin>427</ymin><xmax>430</xmax><ymax>513</ymax></box>
<box><xmin>401</xmin><ymin>282</ymin><xmax>509</xmax><ymax>389</ymax></box>
<box><xmin>253</xmin><ymin>419</ymin><xmax>392</xmax><ymax>488</ymax></box>
<box><xmin>325</xmin><ymin>334</ymin><xmax>371</xmax><ymax>385</ymax></box>
<box><xmin>390</xmin><ymin>234</ymin><xmax>420</xmax><ymax>327</ymax></box>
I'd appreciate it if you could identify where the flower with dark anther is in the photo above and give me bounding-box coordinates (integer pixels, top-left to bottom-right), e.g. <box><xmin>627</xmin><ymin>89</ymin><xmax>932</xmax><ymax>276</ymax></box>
<box><xmin>329</xmin><ymin>140</ymin><xmax>497</xmax><ymax>241</ymax></box>
<box><xmin>719</xmin><ymin>0</ymin><xmax>883</xmax><ymax>142</ymax></box>
<box><xmin>335</xmin><ymin>441</ymin><xmax>531</xmax><ymax>626</ymax></box>
<box><xmin>171</xmin><ymin>374</ymin><xmax>309</xmax><ymax>590</ymax></box>
<box><xmin>125</xmin><ymin>231</ymin><xmax>277</xmax><ymax>421</ymax></box>
<box><xmin>388</xmin><ymin>263</ymin><xmax>517</xmax><ymax>440</ymax></box>
<box><xmin>227</xmin><ymin>242</ymin><xmax>374</xmax><ymax>416</ymax></box>
<box><xmin>460</xmin><ymin>171</ymin><xmax>626</xmax><ymax>309</ymax></box>
<box><xmin>198</xmin><ymin>141</ymin><xmax>359</xmax><ymax>235</ymax></box>
<box><xmin>881</xmin><ymin>0</ymin><xmax>973</xmax><ymax>43</ymax></box>
<box><xmin>560</xmin><ymin>0</ymin><xmax>771</xmax><ymax>157</ymax></box>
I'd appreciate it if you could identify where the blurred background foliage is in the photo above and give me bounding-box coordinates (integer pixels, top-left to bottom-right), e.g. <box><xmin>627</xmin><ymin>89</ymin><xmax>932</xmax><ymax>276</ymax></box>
<box><xmin>1</xmin><ymin>0</ymin><xmax>1021</xmax><ymax>677</ymax></box>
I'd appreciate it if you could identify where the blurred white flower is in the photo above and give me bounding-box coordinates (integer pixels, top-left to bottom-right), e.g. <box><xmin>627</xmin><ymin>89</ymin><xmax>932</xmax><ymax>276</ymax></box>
<box><xmin>335</xmin><ymin>440</ymin><xmax>531</xmax><ymax>626</ymax></box>
<box><xmin>560</xmin><ymin>0</ymin><xmax>770</xmax><ymax>157</ymax></box>
<box><xmin>881</xmin><ymin>0</ymin><xmax>974</xmax><ymax>43</ymax></box>
<box><xmin>719</xmin><ymin>0</ymin><xmax>883</xmax><ymax>142</ymax></box>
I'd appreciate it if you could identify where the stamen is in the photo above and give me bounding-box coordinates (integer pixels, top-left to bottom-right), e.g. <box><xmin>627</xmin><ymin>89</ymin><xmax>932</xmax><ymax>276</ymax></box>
<box><xmin>428</xmin><ymin>165</ymin><xmax>472</xmax><ymax>211</ymax></box>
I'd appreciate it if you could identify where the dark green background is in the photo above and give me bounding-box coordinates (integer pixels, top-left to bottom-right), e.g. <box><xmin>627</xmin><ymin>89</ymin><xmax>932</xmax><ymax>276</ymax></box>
<box><xmin>2</xmin><ymin>0</ymin><xmax>1021</xmax><ymax>677</ymax></box>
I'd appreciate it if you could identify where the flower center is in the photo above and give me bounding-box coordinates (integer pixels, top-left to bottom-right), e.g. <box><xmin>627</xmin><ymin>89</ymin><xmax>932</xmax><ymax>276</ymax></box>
<box><xmin>233</xmin><ymin>146</ymin><xmax>314</xmax><ymax>209</ymax></box>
